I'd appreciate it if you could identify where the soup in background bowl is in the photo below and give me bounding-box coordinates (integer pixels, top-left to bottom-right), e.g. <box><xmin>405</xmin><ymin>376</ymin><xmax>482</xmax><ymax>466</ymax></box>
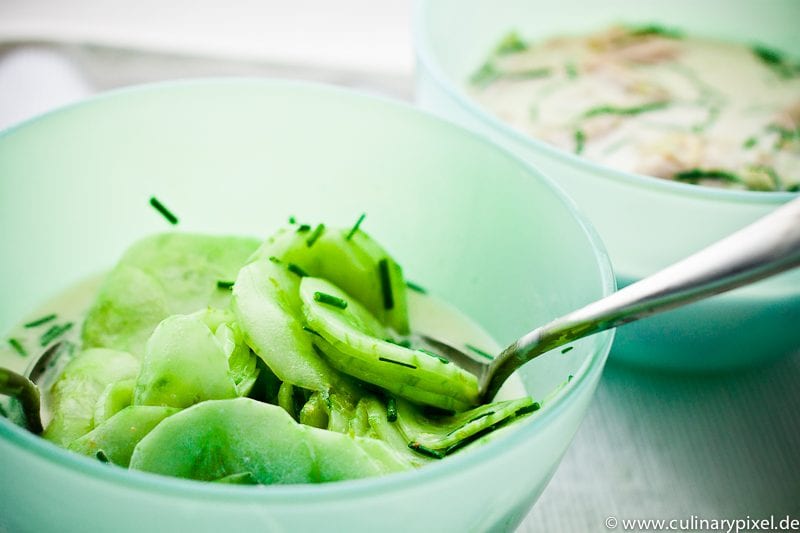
<box><xmin>414</xmin><ymin>0</ymin><xmax>800</xmax><ymax>371</ymax></box>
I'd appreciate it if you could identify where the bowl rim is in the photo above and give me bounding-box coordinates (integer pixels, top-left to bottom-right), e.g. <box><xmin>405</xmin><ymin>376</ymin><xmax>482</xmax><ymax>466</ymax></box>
<box><xmin>0</xmin><ymin>77</ymin><xmax>616</xmax><ymax>504</ymax></box>
<box><xmin>411</xmin><ymin>0</ymin><xmax>799</xmax><ymax>205</ymax></box>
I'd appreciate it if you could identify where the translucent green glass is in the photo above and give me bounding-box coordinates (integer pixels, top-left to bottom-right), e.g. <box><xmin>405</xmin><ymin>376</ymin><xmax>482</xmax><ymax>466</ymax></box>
<box><xmin>0</xmin><ymin>80</ymin><xmax>614</xmax><ymax>532</ymax></box>
<box><xmin>414</xmin><ymin>0</ymin><xmax>800</xmax><ymax>370</ymax></box>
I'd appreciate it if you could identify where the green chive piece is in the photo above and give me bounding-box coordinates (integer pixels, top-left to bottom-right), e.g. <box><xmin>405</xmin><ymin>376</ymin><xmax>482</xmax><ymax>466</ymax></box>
<box><xmin>268</xmin><ymin>256</ymin><xmax>282</xmax><ymax>265</ymax></box>
<box><xmin>386</xmin><ymin>397</ymin><xmax>398</xmax><ymax>422</ymax></box>
<box><xmin>40</xmin><ymin>323</ymin><xmax>73</xmax><ymax>347</ymax></box>
<box><xmin>628</xmin><ymin>24</ymin><xmax>684</xmax><ymax>39</ymax></box>
<box><xmin>418</xmin><ymin>349</ymin><xmax>449</xmax><ymax>364</ymax></box>
<box><xmin>583</xmin><ymin>101</ymin><xmax>670</xmax><ymax>118</ymax></box>
<box><xmin>288</xmin><ymin>216</ymin><xmax>296</xmax><ymax>224</ymax></box>
<box><xmin>297</xmin><ymin>224</ymin><xmax>311</xmax><ymax>233</ymax></box>
<box><xmin>149</xmin><ymin>196</ymin><xmax>178</xmax><ymax>225</ymax></box>
<box><xmin>8</xmin><ymin>338</ymin><xmax>26</xmax><ymax>357</ymax></box>
<box><xmin>503</xmin><ymin>68</ymin><xmax>552</xmax><ymax>81</ymax></box>
<box><xmin>306</xmin><ymin>224</ymin><xmax>325</xmax><ymax>247</ymax></box>
<box><xmin>743</xmin><ymin>136</ymin><xmax>758</xmax><ymax>149</ymax></box>
<box><xmin>568</xmin><ymin>374</ymin><xmax>574</xmax><ymax>382</ymax></box>
<box><xmin>378</xmin><ymin>259</ymin><xmax>394</xmax><ymax>310</ymax></box>
<box><xmin>24</xmin><ymin>314</ymin><xmax>57</xmax><ymax>328</ymax></box>
<box><xmin>515</xmin><ymin>402</ymin><xmax>541</xmax><ymax>416</ymax></box>
<box><xmin>753</xmin><ymin>44</ymin><xmax>784</xmax><ymax>66</ymax></box>
<box><xmin>574</xmin><ymin>129</ymin><xmax>586</xmax><ymax>155</ymax></box>
<box><xmin>465</xmin><ymin>344</ymin><xmax>494</xmax><ymax>360</ymax></box>
<box><xmin>561</xmin><ymin>346</ymin><xmax>574</xmax><ymax>354</ymax></box>
<box><xmin>313</xmin><ymin>292</ymin><xmax>348</xmax><ymax>309</ymax></box>
<box><xmin>385</xmin><ymin>338</ymin><xmax>412</xmax><ymax>349</ymax></box>
<box><xmin>467</xmin><ymin>411</ymin><xmax>495</xmax><ymax>424</ymax></box>
<box><xmin>470</xmin><ymin>61</ymin><xmax>501</xmax><ymax>88</ymax></box>
<box><xmin>346</xmin><ymin>213</ymin><xmax>366</xmax><ymax>240</ymax></box>
<box><xmin>303</xmin><ymin>326</ymin><xmax>322</xmax><ymax>337</ymax></box>
<box><xmin>495</xmin><ymin>31</ymin><xmax>528</xmax><ymax>55</ymax></box>
<box><xmin>405</xmin><ymin>281</ymin><xmax>427</xmax><ymax>294</ymax></box>
<box><xmin>674</xmin><ymin>168</ymin><xmax>742</xmax><ymax>184</ymax></box>
<box><xmin>565</xmin><ymin>62</ymin><xmax>579</xmax><ymax>79</ymax></box>
<box><xmin>96</xmin><ymin>450</ymin><xmax>110</xmax><ymax>463</ymax></box>
<box><xmin>408</xmin><ymin>442</ymin><xmax>445</xmax><ymax>459</ymax></box>
<box><xmin>287</xmin><ymin>263</ymin><xmax>308</xmax><ymax>277</ymax></box>
<box><xmin>216</xmin><ymin>280</ymin><xmax>235</xmax><ymax>290</ymax></box>
<box><xmin>379</xmin><ymin>357</ymin><xmax>416</xmax><ymax>370</ymax></box>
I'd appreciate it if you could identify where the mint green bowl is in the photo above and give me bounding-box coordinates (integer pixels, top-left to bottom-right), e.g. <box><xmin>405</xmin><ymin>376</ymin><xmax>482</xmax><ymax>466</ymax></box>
<box><xmin>414</xmin><ymin>0</ymin><xmax>800</xmax><ymax>371</ymax></box>
<box><xmin>0</xmin><ymin>80</ymin><xmax>614</xmax><ymax>532</ymax></box>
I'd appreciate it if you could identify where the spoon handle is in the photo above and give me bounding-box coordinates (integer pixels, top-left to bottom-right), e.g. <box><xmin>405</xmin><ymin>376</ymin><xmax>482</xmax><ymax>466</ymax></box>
<box><xmin>484</xmin><ymin>196</ymin><xmax>800</xmax><ymax>400</ymax></box>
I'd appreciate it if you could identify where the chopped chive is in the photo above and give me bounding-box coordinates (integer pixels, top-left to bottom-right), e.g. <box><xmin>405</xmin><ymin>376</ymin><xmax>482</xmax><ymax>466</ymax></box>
<box><xmin>216</xmin><ymin>280</ymin><xmax>235</xmax><ymax>290</ymax></box>
<box><xmin>96</xmin><ymin>450</ymin><xmax>110</xmax><ymax>463</ymax></box>
<box><xmin>752</xmin><ymin>44</ymin><xmax>784</xmax><ymax>66</ymax></box>
<box><xmin>405</xmin><ymin>281</ymin><xmax>427</xmax><ymax>294</ymax></box>
<box><xmin>306</xmin><ymin>224</ymin><xmax>325</xmax><ymax>247</ymax></box>
<box><xmin>385</xmin><ymin>338</ymin><xmax>412</xmax><ymax>349</ymax></box>
<box><xmin>515</xmin><ymin>402</ymin><xmax>541</xmax><ymax>416</ymax></box>
<box><xmin>8</xmin><ymin>338</ymin><xmax>26</xmax><ymax>357</ymax></box>
<box><xmin>386</xmin><ymin>397</ymin><xmax>398</xmax><ymax>422</ymax></box>
<box><xmin>287</xmin><ymin>263</ymin><xmax>308</xmax><ymax>277</ymax></box>
<box><xmin>418</xmin><ymin>348</ymin><xmax>450</xmax><ymax>364</ymax></box>
<box><xmin>303</xmin><ymin>326</ymin><xmax>322</xmax><ymax>337</ymax></box>
<box><xmin>465</xmin><ymin>344</ymin><xmax>494</xmax><ymax>360</ymax></box>
<box><xmin>495</xmin><ymin>31</ymin><xmax>528</xmax><ymax>55</ymax></box>
<box><xmin>628</xmin><ymin>24</ymin><xmax>684</xmax><ymax>39</ymax></box>
<box><xmin>288</xmin><ymin>216</ymin><xmax>296</xmax><ymax>224</ymax></box>
<box><xmin>565</xmin><ymin>62</ymin><xmax>579</xmax><ymax>79</ymax></box>
<box><xmin>470</xmin><ymin>61</ymin><xmax>501</xmax><ymax>88</ymax></box>
<box><xmin>313</xmin><ymin>292</ymin><xmax>348</xmax><ymax>309</ymax></box>
<box><xmin>743</xmin><ymin>136</ymin><xmax>758</xmax><ymax>149</ymax></box>
<box><xmin>40</xmin><ymin>323</ymin><xmax>73</xmax><ymax>347</ymax></box>
<box><xmin>574</xmin><ymin>129</ymin><xmax>586</xmax><ymax>155</ymax></box>
<box><xmin>268</xmin><ymin>256</ymin><xmax>282</xmax><ymax>264</ymax></box>
<box><xmin>674</xmin><ymin>168</ymin><xmax>742</xmax><ymax>184</ymax></box>
<box><xmin>296</xmin><ymin>224</ymin><xmax>311</xmax><ymax>233</ymax></box>
<box><xmin>149</xmin><ymin>196</ymin><xmax>178</xmax><ymax>225</ymax></box>
<box><xmin>467</xmin><ymin>410</ymin><xmax>495</xmax><ymax>424</ymax></box>
<box><xmin>561</xmin><ymin>346</ymin><xmax>574</xmax><ymax>354</ymax></box>
<box><xmin>346</xmin><ymin>213</ymin><xmax>366</xmax><ymax>240</ymax></box>
<box><xmin>378</xmin><ymin>357</ymin><xmax>416</xmax><ymax>370</ymax></box>
<box><xmin>408</xmin><ymin>442</ymin><xmax>445</xmax><ymax>459</ymax></box>
<box><xmin>378</xmin><ymin>259</ymin><xmax>394</xmax><ymax>310</ymax></box>
<box><xmin>503</xmin><ymin>68</ymin><xmax>552</xmax><ymax>81</ymax></box>
<box><xmin>568</xmin><ymin>374</ymin><xmax>574</xmax><ymax>382</ymax></box>
<box><xmin>24</xmin><ymin>314</ymin><xmax>57</xmax><ymax>328</ymax></box>
<box><xmin>583</xmin><ymin>101</ymin><xmax>670</xmax><ymax>118</ymax></box>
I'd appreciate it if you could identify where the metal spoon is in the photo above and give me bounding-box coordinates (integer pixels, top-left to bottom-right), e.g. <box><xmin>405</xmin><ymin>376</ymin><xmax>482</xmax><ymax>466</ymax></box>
<box><xmin>425</xmin><ymin>196</ymin><xmax>800</xmax><ymax>403</ymax></box>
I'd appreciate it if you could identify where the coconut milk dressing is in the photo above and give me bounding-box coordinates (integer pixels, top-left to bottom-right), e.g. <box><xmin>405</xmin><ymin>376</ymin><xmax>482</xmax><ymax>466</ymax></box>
<box><xmin>470</xmin><ymin>27</ymin><xmax>800</xmax><ymax>191</ymax></box>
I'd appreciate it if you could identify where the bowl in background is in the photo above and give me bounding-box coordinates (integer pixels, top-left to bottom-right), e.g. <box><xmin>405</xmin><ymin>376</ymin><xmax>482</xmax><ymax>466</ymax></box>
<box><xmin>414</xmin><ymin>0</ymin><xmax>800</xmax><ymax>371</ymax></box>
<box><xmin>0</xmin><ymin>79</ymin><xmax>614</xmax><ymax>532</ymax></box>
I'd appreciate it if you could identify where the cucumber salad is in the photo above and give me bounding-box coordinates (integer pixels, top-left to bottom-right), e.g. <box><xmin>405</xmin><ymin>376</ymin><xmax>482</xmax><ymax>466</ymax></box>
<box><xmin>1</xmin><ymin>217</ymin><xmax>537</xmax><ymax>484</ymax></box>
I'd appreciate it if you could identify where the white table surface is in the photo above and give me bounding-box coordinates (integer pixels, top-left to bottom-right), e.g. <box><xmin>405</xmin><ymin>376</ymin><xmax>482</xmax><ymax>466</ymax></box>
<box><xmin>1</xmin><ymin>3</ymin><xmax>798</xmax><ymax>531</ymax></box>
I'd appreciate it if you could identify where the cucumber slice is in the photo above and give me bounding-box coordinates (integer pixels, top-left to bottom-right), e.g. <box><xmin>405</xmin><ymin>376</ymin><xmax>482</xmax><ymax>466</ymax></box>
<box><xmin>133</xmin><ymin>315</ymin><xmax>237</xmax><ymax>408</ymax></box>
<box><xmin>300</xmin><ymin>277</ymin><xmax>479</xmax><ymax>412</ymax></box>
<box><xmin>93</xmin><ymin>378</ymin><xmax>135</xmax><ymax>426</ymax></box>
<box><xmin>232</xmin><ymin>259</ymin><xmax>339</xmax><ymax>393</ymax></box>
<box><xmin>256</xmin><ymin>226</ymin><xmax>409</xmax><ymax>334</ymax></box>
<box><xmin>69</xmin><ymin>405</ymin><xmax>178</xmax><ymax>467</ymax></box>
<box><xmin>44</xmin><ymin>348</ymin><xmax>140</xmax><ymax>446</ymax></box>
<box><xmin>129</xmin><ymin>398</ymin><xmax>410</xmax><ymax>483</ymax></box>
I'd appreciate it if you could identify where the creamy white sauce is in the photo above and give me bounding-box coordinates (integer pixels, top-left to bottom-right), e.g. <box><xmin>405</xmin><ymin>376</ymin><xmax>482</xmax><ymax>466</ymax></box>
<box><xmin>470</xmin><ymin>27</ymin><xmax>800</xmax><ymax>191</ymax></box>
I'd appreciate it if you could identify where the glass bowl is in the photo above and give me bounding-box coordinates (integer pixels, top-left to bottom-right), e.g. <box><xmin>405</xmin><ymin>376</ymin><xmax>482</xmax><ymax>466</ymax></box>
<box><xmin>413</xmin><ymin>0</ymin><xmax>800</xmax><ymax>371</ymax></box>
<box><xmin>0</xmin><ymin>79</ymin><xmax>614</xmax><ymax>532</ymax></box>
